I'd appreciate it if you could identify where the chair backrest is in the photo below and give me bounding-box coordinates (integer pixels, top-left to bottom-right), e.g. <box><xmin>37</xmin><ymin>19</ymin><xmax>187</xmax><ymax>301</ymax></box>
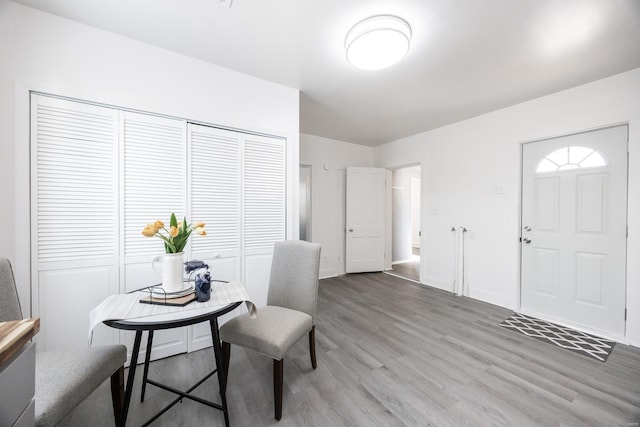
<box><xmin>267</xmin><ymin>240</ymin><xmax>321</xmax><ymax>320</ymax></box>
<box><xmin>0</xmin><ymin>258</ymin><xmax>23</xmax><ymax>322</ymax></box>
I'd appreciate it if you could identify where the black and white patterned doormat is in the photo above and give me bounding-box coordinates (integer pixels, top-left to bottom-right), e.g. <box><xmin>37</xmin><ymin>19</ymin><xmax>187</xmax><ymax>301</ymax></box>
<box><xmin>499</xmin><ymin>313</ymin><xmax>615</xmax><ymax>362</ymax></box>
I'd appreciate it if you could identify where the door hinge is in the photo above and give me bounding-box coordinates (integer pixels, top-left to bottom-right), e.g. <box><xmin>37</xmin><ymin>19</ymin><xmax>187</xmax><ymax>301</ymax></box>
<box><xmin>625</xmin><ymin>308</ymin><xmax>627</xmax><ymax>320</ymax></box>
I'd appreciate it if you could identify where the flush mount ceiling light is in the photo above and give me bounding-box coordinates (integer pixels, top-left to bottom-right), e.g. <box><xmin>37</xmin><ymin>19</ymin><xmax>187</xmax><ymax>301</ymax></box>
<box><xmin>345</xmin><ymin>15</ymin><xmax>412</xmax><ymax>70</ymax></box>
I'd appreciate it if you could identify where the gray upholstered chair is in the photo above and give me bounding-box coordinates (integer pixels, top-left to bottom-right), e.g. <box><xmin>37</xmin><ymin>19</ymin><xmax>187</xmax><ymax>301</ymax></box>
<box><xmin>0</xmin><ymin>258</ymin><xmax>127</xmax><ymax>426</ymax></box>
<box><xmin>220</xmin><ymin>240</ymin><xmax>321</xmax><ymax>420</ymax></box>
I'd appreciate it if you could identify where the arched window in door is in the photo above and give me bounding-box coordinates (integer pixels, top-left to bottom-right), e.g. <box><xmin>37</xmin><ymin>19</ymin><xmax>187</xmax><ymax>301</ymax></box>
<box><xmin>536</xmin><ymin>145</ymin><xmax>607</xmax><ymax>173</ymax></box>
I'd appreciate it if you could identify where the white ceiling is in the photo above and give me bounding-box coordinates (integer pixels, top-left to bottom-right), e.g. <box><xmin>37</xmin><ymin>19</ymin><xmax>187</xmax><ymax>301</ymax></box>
<box><xmin>12</xmin><ymin>0</ymin><xmax>640</xmax><ymax>146</ymax></box>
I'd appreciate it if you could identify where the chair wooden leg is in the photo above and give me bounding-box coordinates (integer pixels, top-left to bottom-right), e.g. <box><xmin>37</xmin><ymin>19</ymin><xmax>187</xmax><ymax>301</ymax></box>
<box><xmin>221</xmin><ymin>341</ymin><xmax>231</xmax><ymax>388</ymax></box>
<box><xmin>309</xmin><ymin>326</ymin><xmax>317</xmax><ymax>369</ymax></box>
<box><xmin>273</xmin><ymin>359</ymin><xmax>283</xmax><ymax>420</ymax></box>
<box><xmin>110</xmin><ymin>366</ymin><xmax>125</xmax><ymax>427</ymax></box>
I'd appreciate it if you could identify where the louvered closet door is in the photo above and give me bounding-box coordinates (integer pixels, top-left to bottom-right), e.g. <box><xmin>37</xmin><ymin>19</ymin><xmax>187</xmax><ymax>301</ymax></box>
<box><xmin>31</xmin><ymin>95</ymin><xmax>119</xmax><ymax>351</ymax></box>
<box><xmin>188</xmin><ymin>124</ymin><xmax>242</xmax><ymax>350</ymax></box>
<box><xmin>31</xmin><ymin>95</ymin><xmax>288</xmax><ymax>359</ymax></box>
<box><xmin>242</xmin><ymin>134</ymin><xmax>286</xmax><ymax>307</ymax></box>
<box><xmin>122</xmin><ymin>111</ymin><xmax>188</xmax><ymax>361</ymax></box>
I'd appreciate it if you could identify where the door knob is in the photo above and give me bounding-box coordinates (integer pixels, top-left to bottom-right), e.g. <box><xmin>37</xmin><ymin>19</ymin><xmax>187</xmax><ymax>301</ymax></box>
<box><xmin>523</xmin><ymin>238</ymin><xmax>532</xmax><ymax>244</ymax></box>
<box><xmin>524</xmin><ymin>225</ymin><xmax>532</xmax><ymax>232</ymax></box>
<box><xmin>348</xmin><ymin>228</ymin><xmax>354</xmax><ymax>232</ymax></box>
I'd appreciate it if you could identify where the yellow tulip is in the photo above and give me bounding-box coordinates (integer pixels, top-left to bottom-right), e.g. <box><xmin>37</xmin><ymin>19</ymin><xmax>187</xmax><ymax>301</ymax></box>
<box><xmin>141</xmin><ymin>226</ymin><xmax>156</xmax><ymax>237</ymax></box>
<box><xmin>141</xmin><ymin>214</ymin><xmax>207</xmax><ymax>253</ymax></box>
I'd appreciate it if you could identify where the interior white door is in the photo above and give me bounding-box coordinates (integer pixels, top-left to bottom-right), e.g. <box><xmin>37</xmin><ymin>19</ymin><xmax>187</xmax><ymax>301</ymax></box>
<box><xmin>521</xmin><ymin>125</ymin><xmax>628</xmax><ymax>337</ymax></box>
<box><xmin>346</xmin><ymin>167</ymin><xmax>386</xmax><ymax>273</ymax></box>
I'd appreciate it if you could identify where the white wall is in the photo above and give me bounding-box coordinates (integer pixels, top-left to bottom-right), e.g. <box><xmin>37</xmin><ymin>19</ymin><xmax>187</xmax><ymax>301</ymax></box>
<box><xmin>375</xmin><ymin>68</ymin><xmax>640</xmax><ymax>346</ymax></box>
<box><xmin>300</xmin><ymin>133</ymin><xmax>375</xmax><ymax>278</ymax></box>
<box><xmin>0</xmin><ymin>1</ymin><xmax>300</xmax><ymax>316</ymax></box>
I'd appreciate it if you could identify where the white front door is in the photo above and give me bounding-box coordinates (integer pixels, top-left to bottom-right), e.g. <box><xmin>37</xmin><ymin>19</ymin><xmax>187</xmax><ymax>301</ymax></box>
<box><xmin>346</xmin><ymin>167</ymin><xmax>386</xmax><ymax>273</ymax></box>
<box><xmin>521</xmin><ymin>125</ymin><xmax>628</xmax><ymax>338</ymax></box>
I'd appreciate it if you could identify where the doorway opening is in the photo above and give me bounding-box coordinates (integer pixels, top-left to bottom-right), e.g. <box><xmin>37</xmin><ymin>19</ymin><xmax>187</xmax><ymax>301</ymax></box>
<box><xmin>389</xmin><ymin>165</ymin><xmax>421</xmax><ymax>281</ymax></box>
<box><xmin>299</xmin><ymin>165</ymin><xmax>312</xmax><ymax>242</ymax></box>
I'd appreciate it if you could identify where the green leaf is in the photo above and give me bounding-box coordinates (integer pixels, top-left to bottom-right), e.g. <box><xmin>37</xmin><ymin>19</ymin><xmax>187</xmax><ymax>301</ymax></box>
<box><xmin>170</xmin><ymin>212</ymin><xmax>178</xmax><ymax>228</ymax></box>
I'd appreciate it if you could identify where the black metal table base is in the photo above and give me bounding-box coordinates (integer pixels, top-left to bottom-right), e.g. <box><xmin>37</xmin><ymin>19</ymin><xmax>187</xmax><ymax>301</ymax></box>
<box><xmin>106</xmin><ymin>303</ymin><xmax>239</xmax><ymax>427</ymax></box>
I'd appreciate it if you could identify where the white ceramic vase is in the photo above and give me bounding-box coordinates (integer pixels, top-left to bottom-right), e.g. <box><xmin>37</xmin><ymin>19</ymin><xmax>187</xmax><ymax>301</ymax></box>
<box><xmin>152</xmin><ymin>252</ymin><xmax>184</xmax><ymax>293</ymax></box>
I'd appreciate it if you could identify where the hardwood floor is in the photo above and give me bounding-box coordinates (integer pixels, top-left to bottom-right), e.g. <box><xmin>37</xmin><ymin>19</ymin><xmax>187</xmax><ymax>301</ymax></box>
<box><xmin>65</xmin><ymin>272</ymin><xmax>640</xmax><ymax>426</ymax></box>
<box><xmin>389</xmin><ymin>260</ymin><xmax>420</xmax><ymax>281</ymax></box>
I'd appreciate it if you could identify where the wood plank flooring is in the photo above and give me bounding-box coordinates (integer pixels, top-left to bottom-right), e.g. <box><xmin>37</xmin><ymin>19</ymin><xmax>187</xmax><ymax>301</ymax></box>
<box><xmin>389</xmin><ymin>260</ymin><xmax>420</xmax><ymax>282</ymax></box>
<box><xmin>63</xmin><ymin>272</ymin><xmax>640</xmax><ymax>426</ymax></box>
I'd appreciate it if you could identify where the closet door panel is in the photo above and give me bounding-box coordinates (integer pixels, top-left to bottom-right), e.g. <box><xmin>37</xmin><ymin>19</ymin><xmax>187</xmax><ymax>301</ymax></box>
<box><xmin>31</xmin><ymin>95</ymin><xmax>120</xmax><ymax>351</ymax></box>
<box><xmin>243</xmin><ymin>134</ymin><xmax>286</xmax><ymax>308</ymax></box>
<box><xmin>122</xmin><ymin>111</ymin><xmax>188</xmax><ymax>361</ymax></box>
<box><xmin>31</xmin><ymin>96</ymin><xmax>290</xmax><ymax>358</ymax></box>
<box><xmin>39</xmin><ymin>266</ymin><xmax>115</xmax><ymax>350</ymax></box>
<box><xmin>188</xmin><ymin>124</ymin><xmax>242</xmax><ymax>350</ymax></box>
<box><xmin>122</xmin><ymin>112</ymin><xmax>188</xmax><ymax>265</ymax></box>
<box><xmin>188</xmin><ymin>124</ymin><xmax>241</xmax><ymax>263</ymax></box>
